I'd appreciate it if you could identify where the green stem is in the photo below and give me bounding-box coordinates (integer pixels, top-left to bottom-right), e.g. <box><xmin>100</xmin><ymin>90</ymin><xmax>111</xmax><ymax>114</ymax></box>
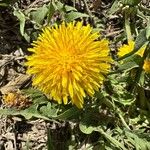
<box><xmin>137</xmin><ymin>85</ymin><xmax>147</xmax><ymax>109</ymax></box>
<box><xmin>102</xmin><ymin>96</ymin><xmax>131</xmax><ymax>130</ymax></box>
<box><xmin>97</xmin><ymin>127</ymin><xmax>127</xmax><ymax>150</ymax></box>
<box><xmin>131</xmin><ymin>42</ymin><xmax>150</xmax><ymax>93</ymax></box>
<box><xmin>118</xmin><ymin>112</ymin><xmax>131</xmax><ymax>130</ymax></box>
<box><xmin>125</xmin><ymin>10</ymin><xmax>133</xmax><ymax>42</ymax></box>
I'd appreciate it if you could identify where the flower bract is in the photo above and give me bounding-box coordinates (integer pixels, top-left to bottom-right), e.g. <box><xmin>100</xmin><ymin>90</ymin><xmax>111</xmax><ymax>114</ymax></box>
<box><xmin>25</xmin><ymin>22</ymin><xmax>112</xmax><ymax>108</ymax></box>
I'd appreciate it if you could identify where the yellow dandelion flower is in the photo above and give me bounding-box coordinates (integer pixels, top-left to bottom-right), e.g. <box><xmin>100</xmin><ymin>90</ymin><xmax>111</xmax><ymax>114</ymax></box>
<box><xmin>25</xmin><ymin>22</ymin><xmax>112</xmax><ymax>108</ymax></box>
<box><xmin>118</xmin><ymin>40</ymin><xmax>150</xmax><ymax>73</ymax></box>
<box><xmin>118</xmin><ymin>40</ymin><xmax>145</xmax><ymax>57</ymax></box>
<box><xmin>143</xmin><ymin>60</ymin><xmax>150</xmax><ymax>73</ymax></box>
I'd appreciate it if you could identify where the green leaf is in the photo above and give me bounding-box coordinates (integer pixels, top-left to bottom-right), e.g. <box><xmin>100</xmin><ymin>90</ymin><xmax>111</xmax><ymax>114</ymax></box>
<box><xmin>118</xmin><ymin>61</ymin><xmax>139</xmax><ymax>72</ymax></box>
<box><xmin>31</xmin><ymin>4</ymin><xmax>48</xmax><ymax>24</ymax></box>
<box><xmin>47</xmin><ymin>2</ymin><xmax>56</xmax><ymax>24</ymax></box>
<box><xmin>121</xmin><ymin>0</ymin><xmax>141</xmax><ymax>6</ymax></box>
<box><xmin>0</xmin><ymin>3</ymin><xmax>8</xmax><ymax>6</ymax></box>
<box><xmin>79</xmin><ymin>125</ymin><xmax>127</xmax><ymax>150</ymax></box>
<box><xmin>139</xmin><ymin>71</ymin><xmax>145</xmax><ymax>86</ymax></box>
<box><xmin>56</xmin><ymin>107</ymin><xmax>80</xmax><ymax>120</ymax></box>
<box><xmin>0</xmin><ymin>105</ymin><xmax>49</xmax><ymax>120</ymax></box>
<box><xmin>47</xmin><ymin>128</ymin><xmax>54</xmax><ymax>150</ymax></box>
<box><xmin>40</xmin><ymin>103</ymin><xmax>58</xmax><ymax>118</ymax></box>
<box><xmin>55</xmin><ymin>1</ymin><xmax>64</xmax><ymax>11</ymax></box>
<box><xmin>13</xmin><ymin>9</ymin><xmax>25</xmax><ymax>36</ymax></box>
<box><xmin>125</xmin><ymin>130</ymin><xmax>150</xmax><ymax>149</ymax></box>
<box><xmin>33</xmin><ymin>96</ymin><xmax>48</xmax><ymax>105</ymax></box>
<box><xmin>146</xmin><ymin>18</ymin><xmax>150</xmax><ymax>40</ymax></box>
<box><xmin>13</xmin><ymin>9</ymin><xmax>30</xmax><ymax>42</ymax></box>
<box><xmin>118</xmin><ymin>55</ymin><xmax>142</xmax><ymax>72</ymax></box>
<box><xmin>113</xmin><ymin>96</ymin><xmax>135</xmax><ymax>106</ymax></box>
<box><xmin>108</xmin><ymin>0</ymin><xmax>121</xmax><ymax>15</ymax></box>
<box><xmin>22</xmin><ymin>88</ymin><xmax>43</xmax><ymax>98</ymax></box>
<box><xmin>134</xmin><ymin>29</ymin><xmax>148</xmax><ymax>53</ymax></box>
<box><xmin>137</xmin><ymin>9</ymin><xmax>148</xmax><ymax>21</ymax></box>
<box><xmin>0</xmin><ymin>108</ymin><xmax>20</xmax><ymax>117</ymax></box>
<box><xmin>79</xmin><ymin>109</ymin><xmax>101</xmax><ymax>134</ymax></box>
<box><xmin>64</xmin><ymin>5</ymin><xmax>77</xmax><ymax>12</ymax></box>
<box><xmin>79</xmin><ymin>123</ymin><xmax>95</xmax><ymax>134</ymax></box>
<box><xmin>65</xmin><ymin>11</ymin><xmax>89</xmax><ymax>22</ymax></box>
<box><xmin>19</xmin><ymin>104</ymin><xmax>49</xmax><ymax>120</ymax></box>
<box><xmin>22</xmin><ymin>88</ymin><xmax>48</xmax><ymax>105</ymax></box>
<box><xmin>0</xmin><ymin>0</ymin><xmax>18</xmax><ymax>6</ymax></box>
<box><xmin>97</xmin><ymin>127</ymin><xmax>127</xmax><ymax>150</ymax></box>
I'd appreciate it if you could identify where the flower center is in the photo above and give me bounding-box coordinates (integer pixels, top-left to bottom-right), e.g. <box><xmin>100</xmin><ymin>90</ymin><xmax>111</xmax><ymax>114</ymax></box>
<box><xmin>61</xmin><ymin>51</ymin><xmax>75</xmax><ymax>61</ymax></box>
<box><xmin>59</xmin><ymin>52</ymin><xmax>79</xmax><ymax>70</ymax></box>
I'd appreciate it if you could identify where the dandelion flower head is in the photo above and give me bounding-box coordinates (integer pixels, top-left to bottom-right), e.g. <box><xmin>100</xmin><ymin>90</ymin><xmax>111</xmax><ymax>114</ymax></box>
<box><xmin>118</xmin><ymin>40</ymin><xmax>145</xmax><ymax>57</ymax></box>
<box><xmin>3</xmin><ymin>91</ymin><xmax>31</xmax><ymax>109</ymax></box>
<box><xmin>26</xmin><ymin>22</ymin><xmax>112</xmax><ymax>108</ymax></box>
<box><xmin>118</xmin><ymin>40</ymin><xmax>150</xmax><ymax>73</ymax></box>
